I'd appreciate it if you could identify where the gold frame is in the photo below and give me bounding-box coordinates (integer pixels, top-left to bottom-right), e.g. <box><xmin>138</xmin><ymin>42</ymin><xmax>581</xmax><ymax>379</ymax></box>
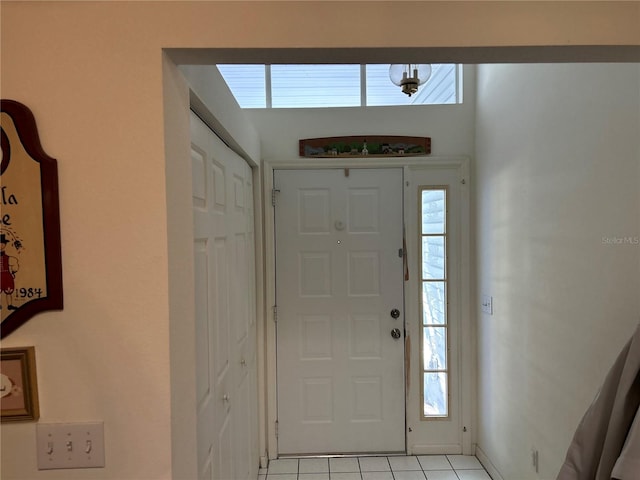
<box><xmin>1</xmin><ymin>346</ymin><xmax>40</xmax><ymax>422</ymax></box>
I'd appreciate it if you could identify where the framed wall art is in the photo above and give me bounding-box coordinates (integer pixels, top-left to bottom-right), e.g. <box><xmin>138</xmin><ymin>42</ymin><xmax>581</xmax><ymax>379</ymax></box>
<box><xmin>0</xmin><ymin>100</ymin><xmax>63</xmax><ymax>339</ymax></box>
<box><xmin>299</xmin><ymin>135</ymin><xmax>431</xmax><ymax>158</ymax></box>
<box><xmin>1</xmin><ymin>346</ymin><xmax>40</xmax><ymax>422</ymax></box>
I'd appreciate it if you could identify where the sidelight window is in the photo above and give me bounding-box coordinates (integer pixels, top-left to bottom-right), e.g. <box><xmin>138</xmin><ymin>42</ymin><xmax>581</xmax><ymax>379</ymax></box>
<box><xmin>420</xmin><ymin>188</ymin><xmax>449</xmax><ymax>419</ymax></box>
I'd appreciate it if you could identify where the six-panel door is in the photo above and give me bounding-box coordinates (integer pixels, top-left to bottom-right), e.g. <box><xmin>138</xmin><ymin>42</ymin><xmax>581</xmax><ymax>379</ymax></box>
<box><xmin>191</xmin><ymin>112</ymin><xmax>258</xmax><ymax>479</ymax></box>
<box><xmin>275</xmin><ymin>168</ymin><xmax>405</xmax><ymax>455</ymax></box>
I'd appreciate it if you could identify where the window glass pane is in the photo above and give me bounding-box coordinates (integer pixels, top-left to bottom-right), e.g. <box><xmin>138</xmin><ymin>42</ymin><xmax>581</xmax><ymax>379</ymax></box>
<box><xmin>421</xmin><ymin>189</ymin><xmax>446</xmax><ymax>234</ymax></box>
<box><xmin>216</xmin><ymin>65</ymin><xmax>266</xmax><ymax>108</ymax></box>
<box><xmin>365</xmin><ymin>64</ymin><xmax>418</xmax><ymax>106</ymax></box>
<box><xmin>417</xmin><ymin>64</ymin><xmax>458</xmax><ymax>104</ymax></box>
<box><xmin>366</xmin><ymin>64</ymin><xmax>458</xmax><ymax>106</ymax></box>
<box><xmin>217</xmin><ymin>64</ymin><xmax>458</xmax><ymax>108</ymax></box>
<box><xmin>423</xmin><ymin>327</ymin><xmax>447</xmax><ymax>370</ymax></box>
<box><xmin>422</xmin><ymin>281</ymin><xmax>446</xmax><ymax>325</ymax></box>
<box><xmin>422</xmin><ymin>236</ymin><xmax>445</xmax><ymax>280</ymax></box>
<box><xmin>424</xmin><ymin>372</ymin><xmax>448</xmax><ymax>416</ymax></box>
<box><xmin>271</xmin><ymin>64</ymin><xmax>360</xmax><ymax>108</ymax></box>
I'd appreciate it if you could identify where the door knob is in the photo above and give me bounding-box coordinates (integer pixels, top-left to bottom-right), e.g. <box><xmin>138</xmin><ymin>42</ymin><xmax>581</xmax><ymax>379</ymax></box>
<box><xmin>391</xmin><ymin>328</ymin><xmax>402</xmax><ymax>339</ymax></box>
<box><xmin>390</xmin><ymin>308</ymin><xmax>400</xmax><ymax>319</ymax></box>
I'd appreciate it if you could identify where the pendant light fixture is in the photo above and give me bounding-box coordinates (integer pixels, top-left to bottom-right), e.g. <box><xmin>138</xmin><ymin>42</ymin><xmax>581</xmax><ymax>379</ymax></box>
<box><xmin>389</xmin><ymin>64</ymin><xmax>432</xmax><ymax>97</ymax></box>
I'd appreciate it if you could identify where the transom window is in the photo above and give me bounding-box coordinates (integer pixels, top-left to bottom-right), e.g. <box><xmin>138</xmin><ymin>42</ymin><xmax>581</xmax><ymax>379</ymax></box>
<box><xmin>217</xmin><ymin>64</ymin><xmax>460</xmax><ymax>108</ymax></box>
<box><xmin>420</xmin><ymin>187</ymin><xmax>449</xmax><ymax>419</ymax></box>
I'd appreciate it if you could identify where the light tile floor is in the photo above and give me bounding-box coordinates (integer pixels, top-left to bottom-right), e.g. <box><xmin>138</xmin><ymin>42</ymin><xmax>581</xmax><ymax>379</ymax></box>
<box><xmin>259</xmin><ymin>455</ymin><xmax>491</xmax><ymax>480</ymax></box>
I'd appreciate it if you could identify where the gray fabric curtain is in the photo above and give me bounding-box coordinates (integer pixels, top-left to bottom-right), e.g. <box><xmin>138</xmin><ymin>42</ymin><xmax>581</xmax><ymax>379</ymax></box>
<box><xmin>557</xmin><ymin>323</ymin><xmax>640</xmax><ymax>480</ymax></box>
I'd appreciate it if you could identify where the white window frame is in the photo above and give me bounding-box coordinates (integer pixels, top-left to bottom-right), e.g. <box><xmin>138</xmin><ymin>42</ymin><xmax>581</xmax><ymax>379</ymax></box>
<box><xmin>419</xmin><ymin>186</ymin><xmax>450</xmax><ymax>420</ymax></box>
<box><xmin>262</xmin><ymin>158</ymin><xmax>473</xmax><ymax>458</ymax></box>
<box><xmin>217</xmin><ymin>64</ymin><xmax>461</xmax><ymax>108</ymax></box>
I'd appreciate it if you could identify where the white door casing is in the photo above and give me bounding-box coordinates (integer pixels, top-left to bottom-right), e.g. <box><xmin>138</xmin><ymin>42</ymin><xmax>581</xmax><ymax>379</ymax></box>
<box><xmin>404</xmin><ymin>164</ymin><xmax>470</xmax><ymax>455</ymax></box>
<box><xmin>274</xmin><ymin>168</ymin><xmax>405</xmax><ymax>455</ymax></box>
<box><xmin>191</xmin><ymin>111</ymin><xmax>259</xmax><ymax>479</ymax></box>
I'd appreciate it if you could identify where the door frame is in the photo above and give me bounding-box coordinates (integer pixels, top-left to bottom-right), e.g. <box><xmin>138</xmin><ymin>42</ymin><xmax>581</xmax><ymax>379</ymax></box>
<box><xmin>263</xmin><ymin>156</ymin><xmax>473</xmax><ymax>459</ymax></box>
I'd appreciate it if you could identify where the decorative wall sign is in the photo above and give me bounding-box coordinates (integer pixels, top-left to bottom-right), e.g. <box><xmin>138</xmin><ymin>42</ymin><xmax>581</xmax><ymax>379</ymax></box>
<box><xmin>0</xmin><ymin>100</ymin><xmax>63</xmax><ymax>338</ymax></box>
<box><xmin>1</xmin><ymin>346</ymin><xmax>40</xmax><ymax>422</ymax></box>
<box><xmin>299</xmin><ymin>135</ymin><xmax>431</xmax><ymax>158</ymax></box>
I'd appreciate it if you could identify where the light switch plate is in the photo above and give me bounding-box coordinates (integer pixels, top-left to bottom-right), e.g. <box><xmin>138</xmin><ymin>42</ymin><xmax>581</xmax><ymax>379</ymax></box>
<box><xmin>36</xmin><ymin>422</ymin><xmax>105</xmax><ymax>470</ymax></box>
<box><xmin>481</xmin><ymin>294</ymin><xmax>493</xmax><ymax>315</ymax></box>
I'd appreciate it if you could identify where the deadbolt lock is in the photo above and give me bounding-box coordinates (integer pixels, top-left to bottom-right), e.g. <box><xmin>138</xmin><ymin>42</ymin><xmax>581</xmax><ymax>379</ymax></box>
<box><xmin>390</xmin><ymin>308</ymin><xmax>400</xmax><ymax>319</ymax></box>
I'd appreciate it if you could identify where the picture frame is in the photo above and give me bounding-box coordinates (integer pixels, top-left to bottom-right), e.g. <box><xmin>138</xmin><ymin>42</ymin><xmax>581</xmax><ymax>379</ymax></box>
<box><xmin>1</xmin><ymin>346</ymin><xmax>40</xmax><ymax>422</ymax></box>
<box><xmin>299</xmin><ymin>135</ymin><xmax>431</xmax><ymax>158</ymax></box>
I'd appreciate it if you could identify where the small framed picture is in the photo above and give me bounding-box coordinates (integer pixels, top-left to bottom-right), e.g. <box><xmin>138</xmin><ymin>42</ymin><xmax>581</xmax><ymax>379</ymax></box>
<box><xmin>1</xmin><ymin>347</ymin><xmax>40</xmax><ymax>422</ymax></box>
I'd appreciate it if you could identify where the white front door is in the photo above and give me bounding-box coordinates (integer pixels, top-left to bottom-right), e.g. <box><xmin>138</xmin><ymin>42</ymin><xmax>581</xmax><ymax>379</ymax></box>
<box><xmin>274</xmin><ymin>168</ymin><xmax>405</xmax><ymax>455</ymax></box>
<box><xmin>191</xmin><ymin>111</ymin><xmax>258</xmax><ymax>479</ymax></box>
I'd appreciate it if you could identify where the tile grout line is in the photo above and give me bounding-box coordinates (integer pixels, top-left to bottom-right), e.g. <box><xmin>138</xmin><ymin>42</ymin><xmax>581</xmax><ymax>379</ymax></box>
<box><xmin>448</xmin><ymin>453</ymin><xmax>461</xmax><ymax>480</ymax></box>
<box><xmin>263</xmin><ymin>456</ymin><xmax>490</xmax><ymax>480</ymax></box>
<box><xmin>387</xmin><ymin>455</ymin><xmax>395</xmax><ymax>480</ymax></box>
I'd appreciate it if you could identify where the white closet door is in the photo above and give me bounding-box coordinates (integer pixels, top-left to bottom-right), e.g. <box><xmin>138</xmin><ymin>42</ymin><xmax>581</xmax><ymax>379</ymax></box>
<box><xmin>191</xmin><ymin>111</ymin><xmax>258</xmax><ymax>479</ymax></box>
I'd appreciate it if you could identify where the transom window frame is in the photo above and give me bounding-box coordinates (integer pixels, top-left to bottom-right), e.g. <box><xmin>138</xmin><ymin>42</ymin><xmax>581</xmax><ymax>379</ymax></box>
<box><xmin>216</xmin><ymin>64</ymin><xmax>462</xmax><ymax>109</ymax></box>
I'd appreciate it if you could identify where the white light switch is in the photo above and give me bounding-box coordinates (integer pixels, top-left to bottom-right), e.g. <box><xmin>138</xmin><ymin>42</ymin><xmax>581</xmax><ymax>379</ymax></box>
<box><xmin>481</xmin><ymin>294</ymin><xmax>493</xmax><ymax>315</ymax></box>
<box><xmin>37</xmin><ymin>422</ymin><xmax>105</xmax><ymax>470</ymax></box>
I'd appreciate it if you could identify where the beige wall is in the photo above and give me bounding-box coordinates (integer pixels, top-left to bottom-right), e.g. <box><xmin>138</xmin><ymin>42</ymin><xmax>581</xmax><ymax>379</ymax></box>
<box><xmin>475</xmin><ymin>63</ymin><xmax>640</xmax><ymax>478</ymax></box>
<box><xmin>1</xmin><ymin>2</ymin><xmax>638</xmax><ymax>479</ymax></box>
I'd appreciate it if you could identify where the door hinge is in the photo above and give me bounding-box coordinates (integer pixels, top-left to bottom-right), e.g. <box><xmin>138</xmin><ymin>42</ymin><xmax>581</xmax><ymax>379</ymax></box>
<box><xmin>275</xmin><ymin>420</ymin><xmax>279</xmax><ymax>438</ymax></box>
<box><xmin>272</xmin><ymin>305</ymin><xmax>278</xmax><ymax>323</ymax></box>
<box><xmin>398</xmin><ymin>248</ymin><xmax>404</xmax><ymax>258</ymax></box>
<box><xmin>271</xmin><ymin>188</ymin><xmax>280</xmax><ymax>207</ymax></box>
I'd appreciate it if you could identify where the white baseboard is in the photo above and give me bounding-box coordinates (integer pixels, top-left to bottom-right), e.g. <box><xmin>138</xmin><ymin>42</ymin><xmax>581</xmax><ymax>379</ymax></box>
<box><xmin>475</xmin><ymin>446</ymin><xmax>504</xmax><ymax>480</ymax></box>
